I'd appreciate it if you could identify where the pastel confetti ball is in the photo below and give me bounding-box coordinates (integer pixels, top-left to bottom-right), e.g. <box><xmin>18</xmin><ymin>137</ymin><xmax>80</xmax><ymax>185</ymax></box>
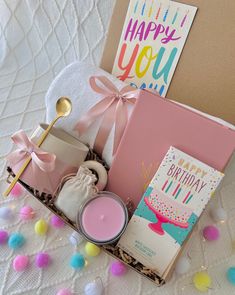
<box><xmin>10</xmin><ymin>183</ymin><xmax>24</xmax><ymax>198</ymax></box>
<box><xmin>70</xmin><ymin>253</ymin><xmax>85</xmax><ymax>269</ymax></box>
<box><xmin>210</xmin><ymin>207</ymin><xmax>227</xmax><ymax>223</ymax></box>
<box><xmin>193</xmin><ymin>271</ymin><xmax>212</xmax><ymax>292</ymax></box>
<box><xmin>0</xmin><ymin>207</ymin><xmax>13</xmax><ymax>220</ymax></box>
<box><xmin>20</xmin><ymin>206</ymin><xmax>35</xmax><ymax>220</ymax></box>
<box><xmin>34</xmin><ymin>219</ymin><xmax>48</xmax><ymax>235</ymax></box>
<box><xmin>8</xmin><ymin>233</ymin><xmax>25</xmax><ymax>249</ymax></box>
<box><xmin>227</xmin><ymin>267</ymin><xmax>235</xmax><ymax>285</ymax></box>
<box><xmin>56</xmin><ymin>288</ymin><xmax>72</xmax><ymax>295</ymax></box>
<box><xmin>35</xmin><ymin>252</ymin><xmax>51</xmax><ymax>268</ymax></box>
<box><xmin>110</xmin><ymin>261</ymin><xmax>127</xmax><ymax>276</ymax></box>
<box><xmin>50</xmin><ymin>215</ymin><xmax>65</xmax><ymax>228</ymax></box>
<box><xmin>13</xmin><ymin>255</ymin><xmax>29</xmax><ymax>271</ymax></box>
<box><xmin>203</xmin><ymin>225</ymin><xmax>220</xmax><ymax>241</ymax></box>
<box><xmin>175</xmin><ymin>256</ymin><xmax>191</xmax><ymax>275</ymax></box>
<box><xmin>0</xmin><ymin>230</ymin><xmax>8</xmax><ymax>244</ymax></box>
<box><xmin>84</xmin><ymin>278</ymin><xmax>104</xmax><ymax>295</ymax></box>
<box><xmin>85</xmin><ymin>242</ymin><xmax>101</xmax><ymax>257</ymax></box>
<box><xmin>69</xmin><ymin>231</ymin><xmax>84</xmax><ymax>246</ymax></box>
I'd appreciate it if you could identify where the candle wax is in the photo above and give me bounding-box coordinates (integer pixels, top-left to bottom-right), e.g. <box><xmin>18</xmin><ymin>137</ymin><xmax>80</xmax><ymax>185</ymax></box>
<box><xmin>81</xmin><ymin>195</ymin><xmax>126</xmax><ymax>242</ymax></box>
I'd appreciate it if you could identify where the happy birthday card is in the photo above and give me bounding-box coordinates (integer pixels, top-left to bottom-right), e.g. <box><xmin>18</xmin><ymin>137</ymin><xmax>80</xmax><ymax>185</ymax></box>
<box><xmin>112</xmin><ymin>0</ymin><xmax>197</xmax><ymax>96</ymax></box>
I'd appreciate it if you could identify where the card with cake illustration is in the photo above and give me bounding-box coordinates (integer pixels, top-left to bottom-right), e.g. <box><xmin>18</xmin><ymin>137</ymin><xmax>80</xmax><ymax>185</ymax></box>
<box><xmin>111</xmin><ymin>0</ymin><xmax>197</xmax><ymax>96</ymax></box>
<box><xmin>118</xmin><ymin>146</ymin><xmax>224</xmax><ymax>276</ymax></box>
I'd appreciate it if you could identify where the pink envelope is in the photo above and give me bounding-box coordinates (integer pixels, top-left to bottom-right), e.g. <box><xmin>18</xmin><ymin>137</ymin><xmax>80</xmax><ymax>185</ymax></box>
<box><xmin>107</xmin><ymin>91</ymin><xmax>235</xmax><ymax>208</ymax></box>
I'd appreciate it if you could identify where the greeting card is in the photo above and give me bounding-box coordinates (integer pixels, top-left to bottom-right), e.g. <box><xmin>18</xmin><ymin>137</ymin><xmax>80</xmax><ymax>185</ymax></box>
<box><xmin>112</xmin><ymin>0</ymin><xmax>197</xmax><ymax>96</ymax></box>
<box><xmin>118</xmin><ymin>146</ymin><xmax>224</xmax><ymax>277</ymax></box>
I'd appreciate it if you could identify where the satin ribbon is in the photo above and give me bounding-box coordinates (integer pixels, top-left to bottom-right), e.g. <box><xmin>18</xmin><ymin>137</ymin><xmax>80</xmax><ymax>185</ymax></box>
<box><xmin>74</xmin><ymin>76</ymin><xmax>140</xmax><ymax>156</ymax></box>
<box><xmin>7</xmin><ymin>130</ymin><xmax>56</xmax><ymax>173</ymax></box>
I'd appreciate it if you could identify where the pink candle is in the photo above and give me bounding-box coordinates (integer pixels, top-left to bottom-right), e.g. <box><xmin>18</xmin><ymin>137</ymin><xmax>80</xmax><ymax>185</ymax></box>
<box><xmin>79</xmin><ymin>192</ymin><xmax>128</xmax><ymax>244</ymax></box>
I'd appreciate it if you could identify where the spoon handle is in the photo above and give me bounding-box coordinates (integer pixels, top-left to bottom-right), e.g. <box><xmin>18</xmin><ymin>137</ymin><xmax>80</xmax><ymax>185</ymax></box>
<box><xmin>4</xmin><ymin>116</ymin><xmax>60</xmax><ymax>197</ymax></box>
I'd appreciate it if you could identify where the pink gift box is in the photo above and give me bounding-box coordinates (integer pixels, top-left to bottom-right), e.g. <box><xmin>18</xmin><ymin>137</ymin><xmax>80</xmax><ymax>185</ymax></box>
<box><xmin>107</xmin><ymin>90</ymin><xmax>235</xmax><ymax>208</ymax></box>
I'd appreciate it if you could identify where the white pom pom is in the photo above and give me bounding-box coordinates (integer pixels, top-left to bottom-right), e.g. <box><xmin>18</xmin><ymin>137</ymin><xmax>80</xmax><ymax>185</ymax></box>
<box><xmin>84</xmin><ymin>278</ymin><xmax>103</xmax><ymax>295</ymax></box>
<box><xmin>210</xmin><ymin>207</ymin><xmax>227</xmax><ymax>223</ymax></box>
<box><xmin>0</xmin><ymin>207</ymin><xmax>13</xmax><ymax>220</ymax></box>
<box><xmin>69</xmin><ymin>231</ymin><xmax>84</xmax><ymax>246</ymax></box>
<box><xmin>175</xmin><ymin>256</ymin><xmax>190</xmax><ymax>275</ymax></box>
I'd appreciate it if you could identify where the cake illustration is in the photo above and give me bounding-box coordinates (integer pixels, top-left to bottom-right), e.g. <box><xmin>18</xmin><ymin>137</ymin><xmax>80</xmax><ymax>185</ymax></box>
<box><xmin>144</xmin><ymin>188</ymin><xmax>193</xmax><ymax>235</ymax></box>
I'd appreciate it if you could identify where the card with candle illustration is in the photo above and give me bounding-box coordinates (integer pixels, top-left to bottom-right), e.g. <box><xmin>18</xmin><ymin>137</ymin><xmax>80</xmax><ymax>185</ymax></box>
<box><xmin>112</xmin><ymin>0</ymin><xmax>197</xmax><ymax>96</ymax></box>
<box><xmin>118</xmin><ymin>146</ymin><xmax>224</xmax><ymax>277</ymax></box>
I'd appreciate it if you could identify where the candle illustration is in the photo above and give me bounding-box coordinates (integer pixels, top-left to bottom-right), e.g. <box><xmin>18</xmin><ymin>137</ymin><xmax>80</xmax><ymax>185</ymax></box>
<box><xmin>78</xmin><ymin>192</ymin><xmax>128</xmax><ymax>245</ymax></box>
<box><xmin>163</xmin><ymin>6</ymin><xmax>170</xmax><ymax>22</ymax></box>
<box><xmin>155</xmin><ymin>4</ymin><xmax>162</xmax><ymax>20</ymax></box>
<box><xmin>148</xmin><ymin>0</ymin><xmax>154</xmax><ymax>17</ymax></box>
<box><xmin>141</xmin><ymin>0</ymin><xmax>147</xmax><ymax>16</ymax></box>
<box><xmin>134</xmin><ymin>0</ymin><xmax>139</xmax><ymax>13</ymax></box>
<box><xmin>181</xmin><ymin>10</ymin><xmax>189</xmax><ymax>27</ymax></box>
<box><xmin>172</xmin><ymin>8</ymin><xmax>179</xmax><ymax>24</ymax></box>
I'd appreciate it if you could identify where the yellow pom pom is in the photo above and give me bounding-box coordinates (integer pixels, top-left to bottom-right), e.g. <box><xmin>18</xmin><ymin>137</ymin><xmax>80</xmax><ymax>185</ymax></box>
<box><xmin>85</xmin><ymin>242</ymin><xmax>101</xmax><ymax>257</ymax></box>
<box><xmin>34</xmin><ymin>219</ymin><xmax>48</xmax><ymax>235</ymax></box>
<box><xmin>193</xmin><ymin>271</ymin><xmax>211</xmax><ymax>292</ymax></box>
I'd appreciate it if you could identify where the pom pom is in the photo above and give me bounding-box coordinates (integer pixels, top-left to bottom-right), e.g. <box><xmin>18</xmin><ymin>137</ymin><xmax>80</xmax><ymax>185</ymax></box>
<box><xmin>175</xmin><ymin>256</ymin><xmax>191</xmax><ymax>275</ymax></box>
<box><xmin>56</xmin><ymin>288</ymin><xmax>72</xmax><ymax>295</ymax></box>
<box><xmin>50</xmin><ymin>215</ymin><xmax>65</xmax><ymax>228</ymax></box>
<box><xmin>0</xmin><ymin>207</ymin><xmax>13</xmax><ymax>220</ymax></box>
<box><xmin>35</xmin><ymin>252</ymin><xmax>51</xmax><ymax>268</ymax></box>
<box><xmin>70</xmin><ymin>253</ymin><xmax>85</xmax><ymax>269</ymax></box>
<box><xmin>8</xmin><ymin>233</ymin><xmax>25</xmax><ymax>249</ymax></box>
<box><xmin>110</xmin><ymin>261</ymin><xmax>127</xmax><ymax>276</ymax></box>
<box><xmin>85</xmin><ymin>242</ymin><xmax>101</xmax><ymax>257</ymax></box>
<box><xmin>210</xmin><ymin>207</ymin><xmax>227</xmax><ymax>223</ymax></box>
<box><xmin>69</xmin><ymin>231</ymin><xmax>84</xmax><ymax>246</ymax></box>
<box><xmin>34</xmin><ymin>219</ymin><xmax>48</xmax><ymax>235</ymax></box>
<box><xmin>193</xmin><ymin>271</ymin><xmax>212</xmax><ymax>292</ymax></box>
<box><xmin>10</xmin><ymin>183</ymin><xmax>24</xmax><ymax>198</ymax></box>
<box><xmin>227</xmin><ymin>267</ymin><xmax>235</xmax><ymax>285</ymax></box>
<box><xmin>20</xmin><ymin>206</ymin><xmax>35</xmax><ymax>220</ymax></box>
<box><xmin>203</xmin><ymin>225</ymin><xmax>220</xmax><ymax>241</ymax></box>
<box><xmin>13</xmin><ymin>255</ymin><xmax>29</xmax><ymax>271</ymax></box>
<box><xmin>0</xmin><ymin>230</ymin><xmax>8</xmax><ymax>244</ymax></box>
<box><xmin>84</xmin><ymin>278</ymin><xmax>104</xmax><ymax>295</ymax></box>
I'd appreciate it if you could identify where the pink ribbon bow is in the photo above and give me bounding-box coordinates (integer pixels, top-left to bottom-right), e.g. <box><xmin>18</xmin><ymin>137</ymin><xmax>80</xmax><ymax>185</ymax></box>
<box><xmin>74</xmin><ymin>76</ymin><xmax>139</xmax><ymax>156</ymax></box>
<box><xmin>7</xmin><ymin>130</ymin><xmax>56</xmax><ymax>173</ymax></box>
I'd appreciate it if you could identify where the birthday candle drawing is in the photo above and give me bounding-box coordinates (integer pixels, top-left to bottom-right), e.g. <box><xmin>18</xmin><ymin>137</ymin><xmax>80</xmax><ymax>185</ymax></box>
<box><xmin>141</xmin><ymin>0</ymin><xmax>146</xmax><ymax>16</ymax></box>
<box><xmin>182</xmin><ymin>191</ymin><xmax>191</xmax><ymax>203</ymax></box>
<box><xmin>159</xmin><ymin>85</ymin><xmax>165</xmax><ymax>96</ymax></box>
<box><xmin>163</xmin><ymin>6</ymin><xmax>169</xmax><ymax>22</ymax></box>
<box><xmin>134</xmin><ymin>0</ymin><xmax>139</xmax><ymax>13</ymax></box>
<box><xmin>148</xmin><ymin>0</ymin><xmax>154</xmax><ymax>17</ymax></box>
<box><xmin>165</xmin><ymin>180</ymin><xmax>173</xmax><ymax>193</ymax></box>
<box><xmin>155</xmin><ymin>4</ymin><xmax>162</xmax><ymax>20</ymax></box>
<box><xmin>172</xmin><ymin>183</ymin><xmax>180</xmax><ymax>196</ymax></box>
<box><xmin>175</xmin><ymin>188</ymin><xmax>182</xmax><ymax>199</ymax></box>
<box><xmin>162</xmin><ymin>180</ymin><xmax>168</xmax><ymax>191</ymax></box>
<box><xmin>172</xmin><ymin>8</ymin><xmax>179</xmax><ymax>24</ymax></box>
<box><xmin>181</xmin><ymin>10</ymin><xmax>189</xmax><ymax>27</ymax></box>
<box><xmin>186</xmin><ymin>194</ymin><xmax>194</xmax><ymax>204</ymax></box>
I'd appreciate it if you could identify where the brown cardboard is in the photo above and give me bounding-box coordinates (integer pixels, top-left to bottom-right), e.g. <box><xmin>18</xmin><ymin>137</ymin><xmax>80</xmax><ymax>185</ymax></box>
<box><xmin>100</xmin><ymin>0</ymin><xmax>235</xmax><ymax>124</ymax></box>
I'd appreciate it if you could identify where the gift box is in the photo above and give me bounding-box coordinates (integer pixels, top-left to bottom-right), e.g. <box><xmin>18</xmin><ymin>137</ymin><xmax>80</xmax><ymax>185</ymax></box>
<box><xmin>107</xmin><ymin>90</ymin><xmax>235</xmax><ymax>208</ymax></box>
<box><xmin>45</xmin><ymin>62</ymin><xmax>139</xmax><ymax>167</ymax></box>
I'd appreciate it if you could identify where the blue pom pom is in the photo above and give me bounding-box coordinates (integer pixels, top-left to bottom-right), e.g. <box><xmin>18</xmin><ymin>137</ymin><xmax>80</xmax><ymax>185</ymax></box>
<box><xmin>8</xmin><ymin>233</ymin><xmax>25</xmax><ymax>249</ymax></box>
<box><xmin>227</xmin><ymin>267</ymin><xmax>235</xmax><ymax>285</ymax></box>
<box><xmin>70</xmin><ymin>253</ymin><xmax>85</xmax><ymax>269</ymax></box>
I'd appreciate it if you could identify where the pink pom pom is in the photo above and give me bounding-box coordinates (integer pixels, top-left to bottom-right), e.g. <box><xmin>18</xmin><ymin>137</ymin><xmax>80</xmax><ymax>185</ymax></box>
<box><xmin>13</xmin><ymin>255</ymin><xmax>29</xmax><ymax>271</ymax></box>
<box><xmin>35</xmin><ymin>252</ymin><xmax>51</xmax><ymax>268</ymax></box>
<box><xmin>203</xmin><ymin>225</ymin><xmax>220</xmax><ymax>241</ymax></box>
<box><xmin>20</xmin><ymin>206</ymin><xmax>35</xmax><ymax>220</ymax></box>
<box><xmin>0</xmin><ymin>230</ymin><xmax>8</xmax><ymax>244</ymax></box>
<box><xmin>56</xmin><ymin>289</ymin><xmax>72</xmax><ymax>295</ymax></box>
<box><xmin>50</xmin><ymin>215</ymin><xmax>65</xmax><ymax>228</ymax></box>
<box><xmin>10</xmin><ymin>183</ymin><xmax>24</xmax><ymax>198</ymax></box>
<box><xmin>110</xmin><ymin>261</ymin><xmax>127</xmax><ymax>276</ymax></box>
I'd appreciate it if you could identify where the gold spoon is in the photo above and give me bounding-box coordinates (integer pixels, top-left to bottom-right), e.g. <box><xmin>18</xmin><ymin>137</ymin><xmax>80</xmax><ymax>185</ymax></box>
<box><xmin>4</xmin><ymin>97</ymin><xmax>72</xmax><ymax>197</ymax></box>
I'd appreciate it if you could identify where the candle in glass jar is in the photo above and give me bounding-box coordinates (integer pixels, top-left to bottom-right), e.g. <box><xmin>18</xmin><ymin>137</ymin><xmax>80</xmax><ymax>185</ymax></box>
<box><xmin>79</xmin><ymin>192</ymin><xmax>128</xmax><ymax>244</ymax></box>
